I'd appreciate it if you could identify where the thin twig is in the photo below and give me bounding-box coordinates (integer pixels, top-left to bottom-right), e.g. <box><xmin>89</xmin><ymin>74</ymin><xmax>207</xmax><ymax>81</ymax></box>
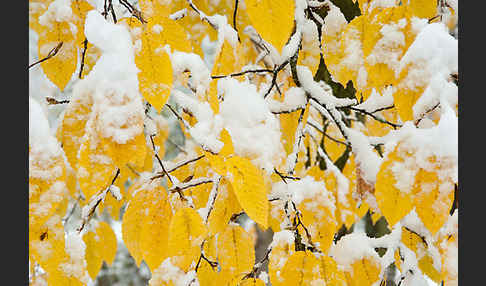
<box><xmin>168</xmin><ymin>177</ymin><xmax>213</xmax><ymax>193</ymax></box>
<box><xmin>150</xmin><ymin>135</ymin><xmax>174</xmax><ymax>185</ymax></box>
<box><xmin>414</xmin><ymin>102</ymin><xmax>440</xmax><ymax>127</ymax></box>
<box><xmin>119</xmin><ymin>0</ymin><xmax>146</xmax><ymax>23</ymax></box>
<box><xmin>307</xmin><ymin>120</ymin><xmax>350</xmax><ymax>147</ymax></box>
<box><xmin>28</xmin><ymin>42</ymin><xmax>63</xmax><ymax>69</ymax></box>
<box><xmin>187</xmin><ymin>0</ymin><xmax>218</xmax><ymax>30</ymax></box>
<box><xmin>264</xmin><ymin>60</ymin><xmax>290</xmax><ymax>98</ymax></box>
<box><xmin>151</xmin><ymin>155</ymin><xmax>205</xmax><ymax>180</ymax></box>
<box><xmin>204</xmin><ymin>176</ymin><xmax>222</xmax><ymax>223</ymax></box>
<box><xmin>211</xmin><ymin>68</ymin><xmax>273</xmax><ymax>79</ymax></box>
<box><xmin>349</xmin><ymin>106</ymin><xmax>402</xmax><ymax>129</ymax></box>
<box><xmin>233</xmin><ymin>0</ymin><xmax>240</xmax><ymax>42</ymax></box>
<box><xmin>46</xmin><ymin>97</ymin><xmax>70</xmax><ymax>105</ymax></box>
<box><xmin>78</xmin><ymin>38</ymin><xmax>88</xmax><ymax>78</ymax></box>
<box><xmin>77</xmin><ymin>168</ymin><xmax>120</xmax><ymax>233</ymax></box>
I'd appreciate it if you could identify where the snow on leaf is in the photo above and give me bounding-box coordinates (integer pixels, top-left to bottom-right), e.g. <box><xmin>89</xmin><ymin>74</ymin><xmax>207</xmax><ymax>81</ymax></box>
<box><xmin>375</xmin><ymin>147</ymin><xmax>414</xmax><ymax>227</ymax></box>
<box><xmin>83</xmin><ymin>221</ymin><xmax>117</xmax><ymax>279</ymax></box>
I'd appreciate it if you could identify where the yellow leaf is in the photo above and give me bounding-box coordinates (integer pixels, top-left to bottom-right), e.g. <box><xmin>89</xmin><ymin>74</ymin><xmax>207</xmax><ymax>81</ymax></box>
<box><xmin>207</xmin><ymin>178</ymin><xmax>242</xmax><ymax>235</ymax></box>
<box><xmin>29</xmin><ymin>142</ymin><xmax>68</xmax><ymax>232</ymax></box>
<box><xmin>197</xmin><ymin>235</ymin><xmax>225</xmax><ymax>286</ymax></box>
<box><xmin>374</xmin><ymin>148</ymin><xmax>414</xmax><ymax>227</ymax></box>
<box><xmin>277</xmin><ymin>251</ymin><xmax>320</xmax><ymax>286</ymax></box>
<box><xmin>122</xmin><ymin>182</ymin><xmax>159</xmax><ymax>266</ymax></box>
<box><xmin>206</xmin><ymin>128</ymin><xmax>234</xmax><ymax>175</ymax></box>
<box><xmin>139</xmin><ymin>186</ymin><xmax>173</xmax><ymax>271</ymax></box>
<box><xmin>412</xmin><ymin>168</ymin><xmax>454</xmax><ymax>235</ymax></box>
<box><xmin>101</xmin><ymin>131</ymin><xmax>148</xmax><ymax>169</ymax></box>
<box><xmin>37</xmin><ymin>20</ymin><xmax>77</xmax><ymax>91</ymax></box>
<box><xmin>83</xmin><ymin>221</ymin><xmax>117</xmax><ymax>279</ymax></box>
<box><xmin>135</xmin><ymin>31</ymin><xmax>173</xmax><ymax>112</ymax></box>
<box><xmin>72</xmin><ymin>0</ymin><xmax>94</xmax><ymax>45</ymax></box>
<box><xmin>268</xmin><ymin>231</ymin><xmax>295</xmax><ymax>284</ymax></box>
<box><xmin>418</xmin><ymin>254</ymin><xmax>442</xmax><ymax>283</ymax></box>
<box><xmin>147</xmin><ymin>16</ymin><xmax>193</xmax><ymax>53</ymax></box>
<box><xmin>57</xmin><ymin>85</ymin><xmax>93</xmax><ymax>169</ymax></box>
<box><xmin>345</xmin><ymin>256</ymin><xmax>381</xmax><ymax>286</ymax></box>
<box><xmin>245</xmin><ymin>0</ymin><xmax>295</xmax><ymax>52</ymax></box>
<box><xmin>227</xmin><ymin>156</ymin><xmax>269</xmax><ymax>229</ymax></box>
<box><xmin>217</xmin><ymin>224</ymin><xmax>255</xmax><ymax>280</ymax></box>
<box><xmin>240</xmin><ymin>278</ymin><xmax>266</xmax><ymax>286</ymax></box>
<box><xmin>167</xmin><ymin>207</ymin><xmax>208</xmax><ymax>271</ymax></box>
<box><xmin>319</xmin><ymin>255</ymin><xmax>347</xmax><ymax>286</ymax></box>
<box><xmin>299</xmin><ymin>191</ymin><xmax>337</xmax><ymax>253</ymax></box>
<box><xmin>408</xmin><ymin>0</ymin><xmax>437</xmax><ymax>19</ymax></box>
<box><xmin>29</xmin><ymin>0</ymin><xmax>50</xmax><ymax>33</ymax></box>
<box><xmin>77</xmin><ymin>132</ymin><xmax>117</xmax><ymax>201</ymax></box>
<box><xmin>140</xmin><ymin>0</ymin><xmax>172</xmax><ymax>19</ymax></box>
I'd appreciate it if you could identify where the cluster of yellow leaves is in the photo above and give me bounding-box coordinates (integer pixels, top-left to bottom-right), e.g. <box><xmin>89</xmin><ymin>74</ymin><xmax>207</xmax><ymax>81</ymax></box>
<box><xmin>375</xmin><ymin>143</ymin><xmax>455</xmax><ymax>234</ymax></box>
<box><xmin>324</xmin><ymin>0</ymin><xmax>444</xmax><ymax>122</ymax></box>
<box><xmin>30</xmin><ymin>0</ymin><xmax>458</xmax><ymax>284</ymax></box>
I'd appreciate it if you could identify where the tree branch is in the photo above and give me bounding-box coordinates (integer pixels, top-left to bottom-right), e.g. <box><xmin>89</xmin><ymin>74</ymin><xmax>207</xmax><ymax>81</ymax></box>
<box><xmin>28</xmin><ymin>42</ymin><xmax>63</xmax><ymax>69</ymax></box>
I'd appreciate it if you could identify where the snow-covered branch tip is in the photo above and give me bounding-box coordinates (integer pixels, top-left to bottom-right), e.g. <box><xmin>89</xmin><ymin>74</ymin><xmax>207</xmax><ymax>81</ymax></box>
<box><xmin>77</xmin><ymin>168</ymin><xmax>120</xmax><ymax>233</ymax></box>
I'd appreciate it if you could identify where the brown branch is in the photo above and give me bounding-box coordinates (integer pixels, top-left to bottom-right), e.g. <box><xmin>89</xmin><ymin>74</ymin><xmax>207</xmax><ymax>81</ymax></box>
<box><xmin>77</xmin><ymin>168</ymin><xmax>120</xmax><ymax>233</ymax></box>
<box><xmin>264</xmin><ymin>60</ymin><xmax>290</xmax><ymax>98</ymax></box>
<box><xmin>28</xmin><ymin>42</ymin><xmax>63</xmax><ymax>69</ymax></box>
<box><xmin>46</xmin><ymin>97</ymin><xmax>70</xmax><ymax>105</ymax></box>
<box><xmin>150</xmin><ymin>155</ymin><xmax>205</xmax><ymax>180</ymax></box>
<box><xmin>211</xmin><ymin>68</ymin><xmax>273</xmax><ymax>79</ymax></box>
<box><xmin>242</xmin><ymin>248</ymin><xmax>272</xmax><ymax>280</ymax></box>
<box><xmin>204</xmin><ymin>175</ymin><xmax>222</xmax><ymax>223</ymax></box>
<box><xmin>78</xmin><ymin>38</ymin><xmax>88</xmax><ymax>78</ymax></box>
<box><xmin>168</xmin><ymin>177</ymin><xmax>213</xmax><ymax>193</ymax></box>
<box><xmin>149</xmin><ymin>134</ymin><xmax>174</xmax><ymax>185</ymax></box>
<box><xmin>187</xmin><ymin>0</ymin><xmax>218</xmax><ymax>30</ymax></box>
<box><xmin>233</xmin><ymin>0</ymin><xmax>240</xmax><ymax>42</ymax></box>
<box><xmin>119</xmin><ymin>0</ymin><xmax>147</xmax><ymax>24</ymax></box>
<box><xmin>414</xmin><ymin>102</ymin><xmax>440</xmax><ymax>127</ymax></box>
<box><xmin>348</xmin><ymin>106</ymin><xmax>402</xmax><ymax>129</ymax></box>
<box><xmin>307</xmin><ymin>120</ymin><xmax>351</xmax><ymax>147</ymax></box>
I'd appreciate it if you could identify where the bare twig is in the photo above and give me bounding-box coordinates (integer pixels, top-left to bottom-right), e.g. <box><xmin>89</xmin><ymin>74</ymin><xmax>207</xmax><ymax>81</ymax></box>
<box><xmin>45</xmin><ymin>97</ymin><xmax>70</xmax><ymax>105</ymax></box>
<box><xmin>286</xmin><ymin>104</ymin><xmax>308</xmax><ymax>174</ymax></box>
<box><xmin>307</xmin><ymin>119</ymin><xmax>351</xmax><ymax>147</ymax></box>
<box><xmin>263</xmin><ymin>60</ymin><xmax>290</xmax><ymax>98</ymax></box>
<box><xmin>77</xmin><ymin>168</ymin><xmax>120</xmax><ymax>233</ymax></box>
<box><xmin>187</xmin><ymin>0</ymin><xmax>218</xmax><ymax>30</ymax></box>
<box><xmin>203</xmin><ymin>175</ymin><xmax>222</xmax><ymax>223</ymax></box>
<box><xmin>150</xmin><ymin>155</ymin><xmax>205</xmax><ymax>180</ymax></box>
<box><xmin>28</xmin><ymin>42</ymin><xmax>63</xmax><ymax>69</ymax></box>
<box><xmin>170</xmin><ymin>8</ymin><xmax>187</xmax><ymax>20</ymax></box>
<box><xmin>119</xmin><ymin>0</ymin><xmax>146</xmax><ymax>23</ymax></box>
<box><xmin>414</xmin><ymin>102</ymin><xmax>440</xmax><ymax>127</ymax></box>
<box><xmin>242</xmin><ymin>247</ymin><xmax>272</xmax><ymax>280</ymax></box>
<box><xmin>168</xmin><ymin>177</ymin><xmax>213</xmax><ymax>193</ymax></box>
<box><xmin>349</xmin><ymin>106</ymin><xmax>402</xmax><ymax>129</ymax></box>
<box><xmin>233</xmin><ymin>0</ymin><xmax>241</xmax><ymax>42</ymax></box>
<box><xmin>78</xmin><ymin>38</ymin><xmax>88</xmax><ymax>78</ymax></box>
<box><xmin>211</xmin><ymin>68</ymin><xmax>273</xmax><ymax>79</ymax></box>
<box><xmin>149</xmin><ymin>135</ymin><xmax>174</xmax><ymax>185</ymax></box>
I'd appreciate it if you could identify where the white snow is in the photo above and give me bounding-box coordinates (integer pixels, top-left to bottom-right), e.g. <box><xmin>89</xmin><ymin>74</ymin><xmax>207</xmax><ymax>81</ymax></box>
<box><xmin>219</xmin><ymin>78</ymin><xmax>284</xmax><ymax>171</ymax></box>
